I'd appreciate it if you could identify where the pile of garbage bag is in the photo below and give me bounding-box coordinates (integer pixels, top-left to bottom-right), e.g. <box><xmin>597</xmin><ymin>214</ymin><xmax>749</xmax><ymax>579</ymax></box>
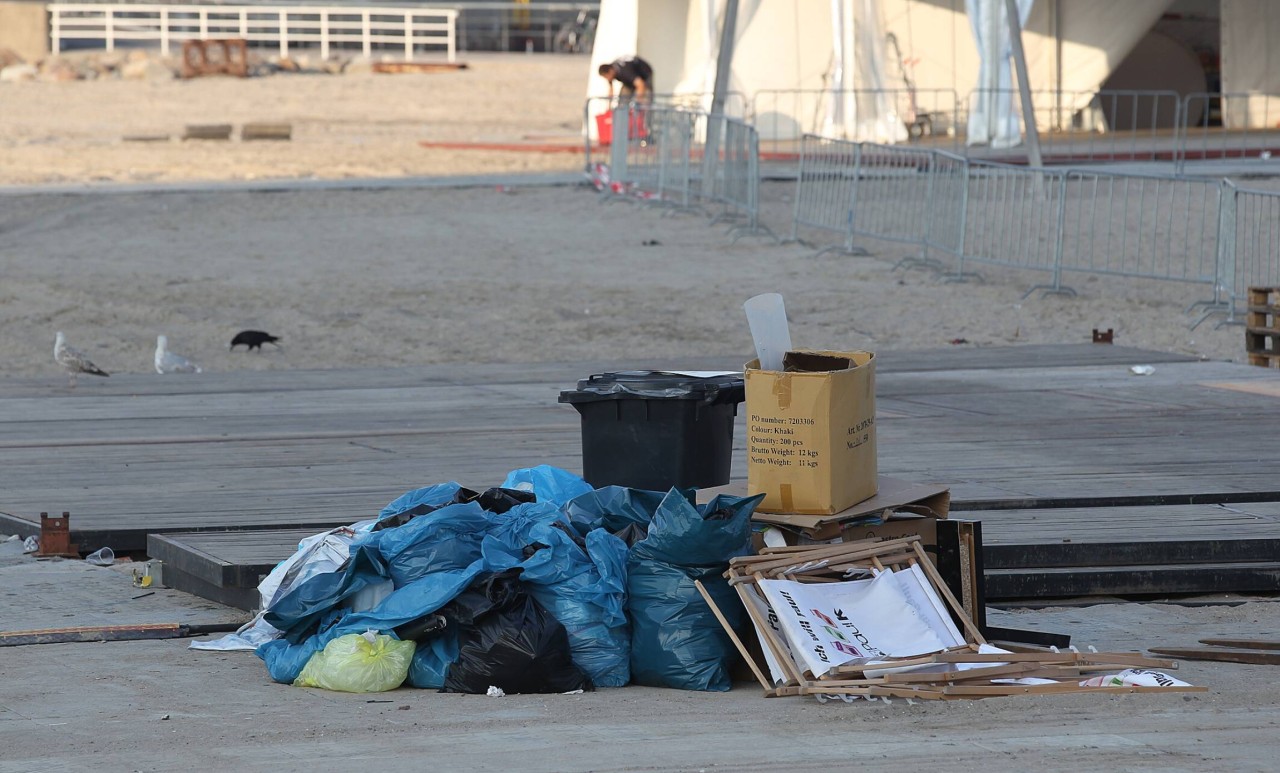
<box><xmin>204</xmin><ymin>465</ymin><xmax>764</xmax><ymax>695</ymax></box>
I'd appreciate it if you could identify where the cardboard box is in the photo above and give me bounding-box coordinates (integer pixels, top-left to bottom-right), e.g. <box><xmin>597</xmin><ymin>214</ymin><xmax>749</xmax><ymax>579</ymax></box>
<box><xmin>745</xmin><ymin>350</ymin><xmax>877</xmax><ymax>514</ymax></box>
<box><xmin>748</xmin><ymin>476</ymin><xmax>950</xmax><ymax>547</ymax></box>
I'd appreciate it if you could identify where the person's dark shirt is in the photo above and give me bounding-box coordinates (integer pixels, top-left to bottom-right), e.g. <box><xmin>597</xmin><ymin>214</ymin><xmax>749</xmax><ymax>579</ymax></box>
<box><xmin>611</xmin><ymin>57</ymin><xmax>653</xmax><ymax>89</ymax></box>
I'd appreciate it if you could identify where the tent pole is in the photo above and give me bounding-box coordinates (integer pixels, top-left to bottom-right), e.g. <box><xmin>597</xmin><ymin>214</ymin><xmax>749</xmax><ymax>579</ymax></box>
<box><xmin>1004</xmin><ymin>0</ymin><xmax>1043</xmax><ymax>169</ymax></box>
<box><xmin>709</xmin><ymin>0</ymin><xmax>738</xmax><ymax>119</ymax></box>
<box><xmin>703</xmin><ymin>0</ymin><xmax>739</xmax><ymax>193</ymax></box>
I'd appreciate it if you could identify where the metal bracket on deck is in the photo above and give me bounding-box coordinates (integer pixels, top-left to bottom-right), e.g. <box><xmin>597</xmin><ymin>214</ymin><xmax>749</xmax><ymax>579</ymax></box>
<box><xmin>36</xmin><ymin>511</ymin><xmax>80</xmax><ymax>558</ymax></box>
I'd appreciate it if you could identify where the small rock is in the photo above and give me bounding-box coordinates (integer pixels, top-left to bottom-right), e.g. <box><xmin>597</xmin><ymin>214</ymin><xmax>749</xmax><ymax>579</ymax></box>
<box><xmin>397</xmin><ymin>705</ymin><xmax>410</xmax><ymax>710</ymax></box>
<box><xmin>275</xmin><ymin>57</ymin><xmax>301</xmax><ymax>73</ymax></box>
<box><xmin>0</xmin><ymin>47</ymin><xmax>24</xmax><ymax>69</ymax></box>
<box><xmin>0</xmin><ymin>63</ymin><xmax>38</xmax><ymax>83</ymax></box>
<box><xmin>39</xmin><ymin>61</ymin><xmax>81</xmax><ymax>82</ymax></box>
<box><xmin>160</xmin><ymin>714</ymin><xmax>170</xmax><ymax>721</ymax></box>
<box><xmin>121</xmin><ymin>58</ymin><xmax>174</xmax><ymax>81</ymax></box>
<box><xmin>343</xmin><ymin>58</ymin><xmax>374</xmax><ymax>76</ymax></box>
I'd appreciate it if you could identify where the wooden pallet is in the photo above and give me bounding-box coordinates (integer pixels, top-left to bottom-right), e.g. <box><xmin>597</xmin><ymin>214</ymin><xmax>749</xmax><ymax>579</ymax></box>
<box><xmin>1247</xmin><ymin>287</ymin><xmax>1280</xmax><ymax>367</ymax></box>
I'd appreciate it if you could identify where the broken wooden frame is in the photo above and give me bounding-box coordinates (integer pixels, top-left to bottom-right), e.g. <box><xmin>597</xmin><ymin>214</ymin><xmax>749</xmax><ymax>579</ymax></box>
<box><xmin>702</xmin><ymin>535</ymin><xmax>1205</xmax><ymax>700</ymax></box>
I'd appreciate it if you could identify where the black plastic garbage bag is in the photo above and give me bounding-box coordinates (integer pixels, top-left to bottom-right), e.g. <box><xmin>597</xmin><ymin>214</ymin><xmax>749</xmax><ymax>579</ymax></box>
<box><xmin>627</xmin><ymin>490</ymin><xmax>764</xmax><ymax>691</ymax></box>
<box><xmin>441</xmin><ymin>570</ymin><xmax>593</xmax><ymax>695</ymax></box>
<box><xmin>464</xmin><ymin>487</ymin><xmax>537</xmax><ymax>515</ymax></box>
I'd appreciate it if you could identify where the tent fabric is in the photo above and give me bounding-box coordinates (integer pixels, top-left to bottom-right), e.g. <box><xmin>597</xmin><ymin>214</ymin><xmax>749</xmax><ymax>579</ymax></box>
<box><xmin>1221</xmin><ymin>0</ymin><xmax>1280</xmax><ymax>129</ymax></box>
<box><xmin>964</xmin><ymin>0</ymin><xmax>1034</xmax><ymax>148</ymax></box>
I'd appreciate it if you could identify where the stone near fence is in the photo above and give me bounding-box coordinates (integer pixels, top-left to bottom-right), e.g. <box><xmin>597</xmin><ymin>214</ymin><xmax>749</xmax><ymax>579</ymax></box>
<box><xmin>122</xmin><ymin>58</ymin><xmax>174</xmax><ymax>81</ymax></box>
<box><xmin>0</xmin><ymin>47</ymin><xmax>24</xmax><ymax>69</ymax></box>
<box><xmin>39</xmin><ymin>59</ymin><xmax>81</xmax><ymax>82</ymax></box>
<box><xmin>0</xmin><ymin>63</ymin><xmax>37</xmax><ymax>83</ymax></box>
<box><xmin>343</xmin><ymin>58</ymin><xmax>374</xmax><ymax>76</ymax></box>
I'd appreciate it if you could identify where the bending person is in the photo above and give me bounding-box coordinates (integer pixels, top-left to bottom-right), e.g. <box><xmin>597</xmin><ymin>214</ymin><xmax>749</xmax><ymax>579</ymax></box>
<box><xmin>598</xmin><ymin>56</ymin><xmax>654</xmax><ymax>104</ymax></box>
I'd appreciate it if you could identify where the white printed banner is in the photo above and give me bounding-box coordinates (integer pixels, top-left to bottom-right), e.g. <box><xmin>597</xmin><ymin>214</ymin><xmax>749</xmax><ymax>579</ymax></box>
<box><xmin>758</xmin><ymin>571</ymin><xmax>957</xmax><ymax>677</ymax></box>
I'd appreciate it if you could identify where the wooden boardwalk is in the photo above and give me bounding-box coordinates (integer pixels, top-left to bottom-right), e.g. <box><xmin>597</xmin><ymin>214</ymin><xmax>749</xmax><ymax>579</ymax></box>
<box><xmin>4</xmin><ymin>344</ymin><xmax>1280</xmax><ymax>600</ymax></box>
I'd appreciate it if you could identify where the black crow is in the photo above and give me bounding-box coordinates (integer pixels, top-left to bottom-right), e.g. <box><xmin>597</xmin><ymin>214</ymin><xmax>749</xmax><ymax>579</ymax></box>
<box><xmin>230</xmin><ymin>330</ymin><xmax>281</xmax><ymax>351</ymax></box>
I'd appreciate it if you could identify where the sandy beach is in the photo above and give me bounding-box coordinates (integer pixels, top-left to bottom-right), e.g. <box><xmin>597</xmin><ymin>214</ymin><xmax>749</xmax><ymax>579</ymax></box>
<box><xmin>0</xmin><ymin>52</ymin><xmax>1249</xmax><ymax>379</ymax></box>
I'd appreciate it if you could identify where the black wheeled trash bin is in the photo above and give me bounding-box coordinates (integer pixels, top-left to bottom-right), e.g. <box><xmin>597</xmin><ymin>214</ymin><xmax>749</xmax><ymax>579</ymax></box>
<box><xmin>558</xmin><ymin>371</ymin><xmax>745</xmax><ymax>491</ymax></box>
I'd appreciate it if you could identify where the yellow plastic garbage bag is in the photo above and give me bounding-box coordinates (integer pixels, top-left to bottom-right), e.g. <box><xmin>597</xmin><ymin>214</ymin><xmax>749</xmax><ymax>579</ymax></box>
<box><xmin>294</xmin><ymin>630</ymin><xmax>416</xmax><ymax>693</ymax></box>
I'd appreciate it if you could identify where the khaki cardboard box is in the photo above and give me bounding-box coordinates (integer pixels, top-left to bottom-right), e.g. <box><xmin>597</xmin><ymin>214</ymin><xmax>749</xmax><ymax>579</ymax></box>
<box><xmin>745</xmin><ymin>350</ymin><xmax>876</xmax><ymax>514</ymax></box>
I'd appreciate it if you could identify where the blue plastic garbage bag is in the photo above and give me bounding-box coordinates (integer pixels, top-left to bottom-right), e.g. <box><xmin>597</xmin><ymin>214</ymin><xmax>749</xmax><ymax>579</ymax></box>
<box><xmin>406</xmin><ymin>627</ymin><xmax>460</xmax><ymax>689</ymax></box>
<box><xmin>627</xmin><ymin>490</ymin><xmax>764</xmax><ymax>691</ymax></box>
<box><xmin>371</xmin><ymin>501</ymin><xmax>491</xmax><ymax>587</ymax></box>
<box><xmin>258</xmin><ymin>562</ymin><xmax>489</xmax><ymax>684</ymax></box>
<box><xmin>501</xmin><ymin>465</ymin><xmax>593</xmax><ymax>507</ymax></box>
<box><xmin>263</xmin><ymin>545</ymin><xmax>391</xmax><ymax>642</ymax></box>
<box><xmin>482</xmin><ymin>502</ymin><xmax>631</xmax><ymax>687</ymax></box>
<box><xmin>562</xmin><ymin>485</ymin><xmax>669</xmax><ymax>538</ymax></box>
<box><xmin>258</xmin><ymin>608</ymin><xmax>349</xmax><ymax>683</ymax></box>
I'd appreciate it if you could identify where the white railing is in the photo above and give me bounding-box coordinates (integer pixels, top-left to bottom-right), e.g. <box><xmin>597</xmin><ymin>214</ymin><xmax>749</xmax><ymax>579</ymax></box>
<box><xmin>49</xmin><ymin>4</ymin><xmax>458</xmax><ymax>61</ymax></box>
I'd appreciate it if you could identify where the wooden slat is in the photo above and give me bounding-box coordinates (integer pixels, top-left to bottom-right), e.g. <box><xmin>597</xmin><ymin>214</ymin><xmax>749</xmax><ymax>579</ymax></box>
<box><xmin>3</xmin><ymin>346</ymin><xmax>1280</xmax><ymax>600</ymax></box>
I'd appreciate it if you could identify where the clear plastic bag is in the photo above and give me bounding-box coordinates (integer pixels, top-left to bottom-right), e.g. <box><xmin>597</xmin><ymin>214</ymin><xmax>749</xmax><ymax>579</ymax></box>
<box><xmin>294</xmin><ymin>630</ymin><xmax>416</xmax><ymax>693</ymax></box>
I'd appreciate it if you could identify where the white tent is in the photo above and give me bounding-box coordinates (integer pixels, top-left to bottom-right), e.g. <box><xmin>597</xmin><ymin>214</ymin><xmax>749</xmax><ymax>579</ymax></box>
<box><xmin>587</xmin><ymin>0</ymin><xmax>1222</xmax><ymax>146</ymax></box>
<box><xmin>1220</xmin><ymin>0</ymin><xmax>1280</xmax><ymax>129</ymax></box>
<box><xmin>586</xmin><ymin>0</ymin><xmax>905</xmax><ymax>142</ymax></box>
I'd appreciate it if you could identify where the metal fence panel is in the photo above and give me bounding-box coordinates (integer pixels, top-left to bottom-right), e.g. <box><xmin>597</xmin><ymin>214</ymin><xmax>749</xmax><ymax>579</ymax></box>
<box><xmin>849</xmin><ymin>143</ymin><xmax>936</xmax><ymax>249</ymax></box>
<box><xmin>924</xmin><ymin>151</ymin><xmax>969</xmax><ymax>261</ymax></box>
<box><xmin>1177</xmin><ymin>93</ymin><xmax>1280</xmax><ymax>172</ymax></box>
<box><xmin>1056</xmin><ymin>171</ymin><xmax>1221</xmax><ymax>286</ymax></box>
<box><xmin>789</xmin><ymin>134</ymin><xmax>858</xmax><ymax>251</ymax></box>
<box><xmin>960</xmin><ymin>162</ymin><xmax>1069</xmax><ymax>289</ymax></box>
<box><xmin>723</xmin><ymin>116</ymin><xmax>760</xmax><ymax>229</ymax></box>
<box><xmin>962</xmin><ymin>89</ymin><xmax>1182</xmax><ymax>162</ymax></box>
<box><xmin>1226</xmin><ymin>184</ymin><xmax>1280</xmax><ymax>313</ymax></box>
<box><xmin>752</xmin><ymin>88</ymin><xmax>960</xmax><ymax>156</ymax></box>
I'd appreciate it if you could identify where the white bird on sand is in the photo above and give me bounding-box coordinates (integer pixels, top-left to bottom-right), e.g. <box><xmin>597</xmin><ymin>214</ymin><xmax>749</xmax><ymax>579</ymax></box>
<box><xmin>154</xmin><ymin>335</ymin><xmax>202</xmax><ymax>374</ymax></box>
<box><xmin>54</xmin><ymin>331</ymin><xmax>110</xmax><ymax>387</ymax></box>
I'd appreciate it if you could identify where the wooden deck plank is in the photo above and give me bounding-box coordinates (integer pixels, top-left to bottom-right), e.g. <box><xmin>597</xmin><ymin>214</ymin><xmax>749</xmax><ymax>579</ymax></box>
<box><xmin>2</xmin><ymin>346</ymin><xmax>1279</xmax><ymax>561</ymax></box>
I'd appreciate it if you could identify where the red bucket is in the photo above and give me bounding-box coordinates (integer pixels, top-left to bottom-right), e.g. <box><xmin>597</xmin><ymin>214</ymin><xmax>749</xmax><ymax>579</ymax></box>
<box><xmin>595</xmin><ymin>109</ymin><xmax>647</xmax><ymax>145</ymax></box>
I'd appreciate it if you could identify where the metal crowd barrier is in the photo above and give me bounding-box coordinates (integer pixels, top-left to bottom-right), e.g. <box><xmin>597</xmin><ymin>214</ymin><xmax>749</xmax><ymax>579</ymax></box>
<box><xmin>1176</xmin><ymin>93</ymin><xmax>1280</xmax><ymax>173</ymax></box>
<box><xmin>1209</xmin><ymin>183</ymin><xmax>1280</xmax><ymax>326</ymax></box>
<box><xmin>789</xmin><ymin>135</ymin><xmax>861</xmax><ymax>254</ymax></box>
<box><xmin>959</xmin><ymin>162</ymin><xmax>1074</xmax><ymax>296</ymax></box>
<box><xmin>582</xmin><ymin>93</ymin><xmax>748</xmax><ymax>170</ymax></box>
<box><xmin>751</xmin><ymin>88</ymin><xmax>961</xmax><ymax>156</ymax></box>
<box><xmin>1057</xmin><ymin>170</ymin><xmax>1222</xmax><ymax>288</ymax></box>
<box><xmin>961</xmin><ymin>89</ymin><xmax>1182</xmax><ymax>162</ymax></box>
<box><xmin>848</xmin><ymin>143</ymin><xmax>937</xmax><ymax>252</ymax></box>
<box><xmin>790</xmin><ymin>135</ymin><xmax>1272</xmax><ymax>304</ymax></box>
<box><xmin>603</xmin><ymin>104</ymin><xmax>764</xmax><ymax>237</ymax></box>
<box><xmin>702</xmin><ymin>115</ymin><xmax>763</xmax><ymax>231</ymax></box>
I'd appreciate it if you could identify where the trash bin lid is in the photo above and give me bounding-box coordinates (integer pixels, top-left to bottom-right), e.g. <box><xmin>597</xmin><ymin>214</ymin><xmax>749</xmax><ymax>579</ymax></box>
<box><xmin>558</xmin><ymin>370</ymin><xmax>744</xmax><ymax>405</ymax></box>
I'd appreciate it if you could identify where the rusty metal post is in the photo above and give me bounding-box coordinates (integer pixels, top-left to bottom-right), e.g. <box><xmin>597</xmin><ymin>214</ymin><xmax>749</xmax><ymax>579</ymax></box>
<box><xmin>36</xmin><ymin>511</ymin><xmax>80</xmax><ymax>558</ymax></box>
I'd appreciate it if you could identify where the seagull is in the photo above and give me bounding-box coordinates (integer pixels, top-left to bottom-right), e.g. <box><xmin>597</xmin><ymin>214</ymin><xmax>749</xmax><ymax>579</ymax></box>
<box><xmin>154</xmin><ymin>335</ymin><xmax>202</xmax><ymax>374</ymax></box>
<box><xmin>230</xmin><ymin>330</ymin><xmax>280</xmax><ymax>351</ymax></box>
<box><xmin>54</xmin><ymin>331</ymin><xmax>109</xmax><ymax>387</ymax></box>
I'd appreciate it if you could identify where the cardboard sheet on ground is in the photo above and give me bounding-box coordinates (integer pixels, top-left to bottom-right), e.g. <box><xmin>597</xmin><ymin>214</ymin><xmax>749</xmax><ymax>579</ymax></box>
<box><xmin>758</xmin><ymin>569</ymin><xmax>964</xmax><ymax>678</ymax></box>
